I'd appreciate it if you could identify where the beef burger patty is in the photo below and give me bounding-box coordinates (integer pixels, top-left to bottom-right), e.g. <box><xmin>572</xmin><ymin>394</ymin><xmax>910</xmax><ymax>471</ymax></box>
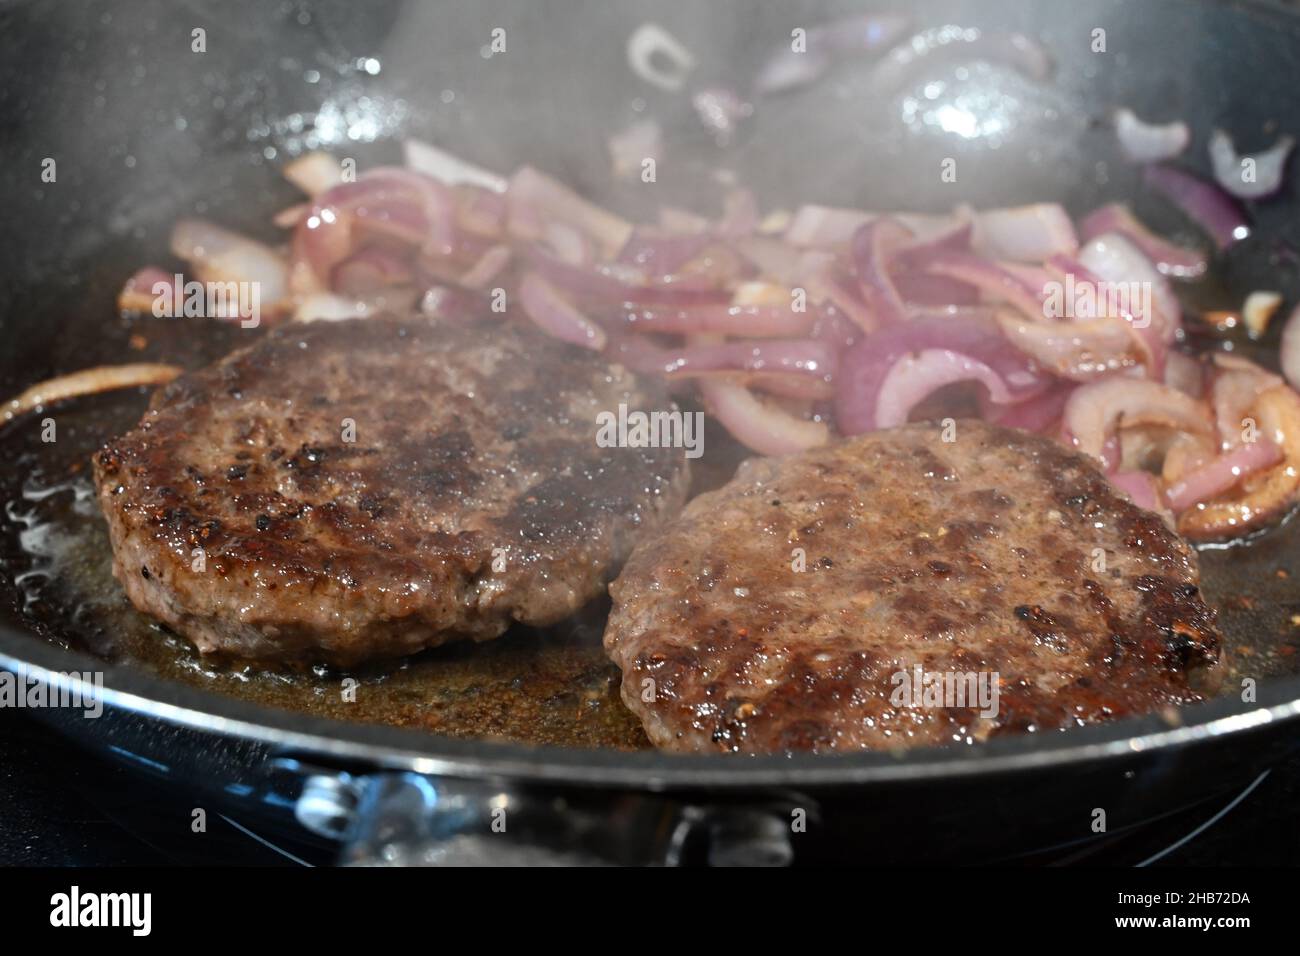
<box><xmin>604</xmin><ymin>422</ymin><xmax>1220</xmax><ymax>754</ymax></box>
<box><xmin>94</xmin><ymin>317</ymin><xmax>690</xmax><ymax>665</ymax></box>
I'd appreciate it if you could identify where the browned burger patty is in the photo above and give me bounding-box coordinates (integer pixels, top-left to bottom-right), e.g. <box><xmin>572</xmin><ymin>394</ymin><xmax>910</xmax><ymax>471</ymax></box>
<box><xmin>93</xmin><ymin>317</ymin><xmax>689</xmax><ymax>666</ymax></box>
<box><xmin>604</xmin><ymin>422</ymin><xmax>1220</xmax><ymax>754</ymax></box>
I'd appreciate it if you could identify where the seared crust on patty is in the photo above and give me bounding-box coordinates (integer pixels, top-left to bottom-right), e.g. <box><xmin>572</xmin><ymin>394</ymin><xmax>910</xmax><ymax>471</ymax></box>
<box><xmin>93</xmin><ymin>317</ymin><xmax>689</xmax><ymax>666</ymax></box>
<box><xmin>604</xmin><ymin>422</ymin><xmax>1219</xmax><ymax>754</ymax></box>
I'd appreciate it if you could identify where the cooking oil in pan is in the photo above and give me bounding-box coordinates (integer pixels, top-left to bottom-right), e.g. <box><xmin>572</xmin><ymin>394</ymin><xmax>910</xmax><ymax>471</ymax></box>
<box><xmin>0</xmin><ymin>389</ymin><xmax>648</xmax><ymax>750</ymax></box>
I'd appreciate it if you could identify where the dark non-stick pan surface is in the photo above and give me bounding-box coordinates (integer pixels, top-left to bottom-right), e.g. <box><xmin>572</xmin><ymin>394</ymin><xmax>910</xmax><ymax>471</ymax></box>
<box><xmin>4</xmin><ymin>0</ymin><xmax>1300</xmax><ymax>843</ymax></box>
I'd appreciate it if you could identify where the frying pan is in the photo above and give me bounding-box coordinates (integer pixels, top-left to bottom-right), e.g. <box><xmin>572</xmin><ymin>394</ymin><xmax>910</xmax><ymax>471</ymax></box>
<box><xmin>3</xmin><ymin>0</ymin><xmax>1300</xmax><ymax>865</ymax></box>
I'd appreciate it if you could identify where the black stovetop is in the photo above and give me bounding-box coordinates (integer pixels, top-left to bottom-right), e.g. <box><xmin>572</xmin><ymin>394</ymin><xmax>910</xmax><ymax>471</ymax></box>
<box><xmin>2</xmin><ymin>707</ymin><xmax>1298</xmax><ymax>866</ymax></box>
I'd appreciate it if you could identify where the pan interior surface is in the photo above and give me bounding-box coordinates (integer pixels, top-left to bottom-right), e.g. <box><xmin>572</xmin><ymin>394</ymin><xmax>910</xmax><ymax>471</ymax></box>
<box><xmin>3</xmin><ymin>0</ymin><xmax>1300</xmax><ymax>765</ymax></box>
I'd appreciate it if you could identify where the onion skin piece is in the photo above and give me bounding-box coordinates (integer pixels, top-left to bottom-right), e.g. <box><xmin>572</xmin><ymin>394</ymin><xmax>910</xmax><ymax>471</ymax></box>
<box><xmin>3</xmin><ymin>364</ymin><xmax>183</xmax><ymax>423</ymax></box>
<box><xmin>1177</xmin><ymin>385</ymin><xmax>1300</xmax><ymax>540</ymax></box>
<box><xmin>1281</xmin><ymin>303</ymin><xmax>1300</xmax><ymax>393</ymax></box>
<box><xmin>1208</xmin><ymin>129</ymin><xmax>1294</xmax><ymax>201</ymax></box>
<box><xmin>698</xmin><ymin>378</ymin><xmax>828</xmax><ymax>456</ymax></box>
<box><xmin>1113</xmin><ymin>109</ymin><xmax>1190</xmax><ymax>164</ymax></box>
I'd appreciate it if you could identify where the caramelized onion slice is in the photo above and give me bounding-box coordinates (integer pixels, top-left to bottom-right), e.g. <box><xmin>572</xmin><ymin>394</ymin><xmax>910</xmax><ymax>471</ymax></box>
<box><xmin>1062</xmin><ymin>377</ymin><xmax>1212</xmax><ymax>467</ymax></box>
<box><xmin>1177</xmin><ymin>385</ymin><xmax>1300</xmax><ymax>540</ymax></box>
<box><xmin>3</xmin><ymin>364</ymin><xmax>182</xmax><ymax>422</ymax></box>
<box><xmin>698</xmin><ymin>379</ymin><xmax>829</xmax><ymax>456</ymax></box>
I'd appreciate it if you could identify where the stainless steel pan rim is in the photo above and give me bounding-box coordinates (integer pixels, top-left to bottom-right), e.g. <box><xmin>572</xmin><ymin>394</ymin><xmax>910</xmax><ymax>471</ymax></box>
<box><xmin>4</xmin><ymin>621</ymin><xmax>1297</xmax><ymax>790</ymax></box>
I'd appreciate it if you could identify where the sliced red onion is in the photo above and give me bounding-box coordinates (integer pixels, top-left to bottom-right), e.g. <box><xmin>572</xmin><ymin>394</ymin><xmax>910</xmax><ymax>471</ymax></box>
<box><xmin>1061</xmin><ymin>377</ymin><xmax>1212</xmax><ymax>465</ymax></box>
<box><xmin>118</xmin><ymin>267</ymin><xmax>175</xmax><ymax>313</ymax></box>
<box><xmin>526</xmin><ymin>245</ymin><xmax>729</xmax><ymax>307</ymax></box>
<box><xmin>1078</xmin><ymin>203</ymin><xmax>1207</xmax><ymax>279</ymax></box>
<box><xmin>282</xmin><ymin>152</ymin><xmax>345</xmax><ymax>197</ymax></box>
<box><xmin>518</xmin><ymin>272</ymin><xmax>607</xmax><ymax>351</ymax></box>
<box><xmin>2</xmin><ymin>364</ymin><xmax>183</xmax><ymax>422</ymax></box>
<box><xmin>924</xmin><ymin>252</ymin><xmax>1046</xmax><ymax>319</ymax></box>
<box><xmin>626</xmin><ymin>23</ymin><xmax>695</xmax><ymax>92</ymax></box>
<box><xmin>892</xmin><ymin>269</ymin><xmax>981</xmax><ymax>307</ymax></box>
<box><xmin>1078</xmin><ymin>231</ymin><xmax>1180</xmax><ymax>349</ymax></box>
<box><xmin>404</xmin><ymin>138</ymin><xmax>507</xmax><ymax>193</ymax></box>
<box><xmin>995</xmin><ymin>313</ymin><xmax>1141</xmax><ymax>382</ymax></box>
<box><xmin>834</xmin><ymin>314</ymin><xmax>1044</xmax><ymax>435</ymax></box>
<box><xmin>617</xmin><ymin>229</ymin><xmax>712</xmax><ymax>275</ymax></box>
<box><xmin>1164</xmin><ymin>350</ymin><xmax>1206</xmax><ymax>398</ymax></box>
<box><xmin>1113</xmin><ymin>108</ymin><xmax>1190</xmax><ymax>164</ymax></box>
<box><xmin>698</xmin><ymin>379</ymin><xmax>829</xmax><ymax>455</ymax></box>
<box><xmin>987</xmin><ymin>381</ymin><xmax>1074</xmax><ymax>433</ymax></box>
<box><xmin>542</xmin><ymin>222</ymin><xmax>593</xmax><ymax>266</ymax></box>
<box><xmin>292</xmin><ymin>169</ymin><xmax>455</xmax><ymax>287</ymax></box>
<box><xmin>1209</xmin><ymin>352</ymin><xmax>1283</xmax><ymax>447</ymax></box>
<box><xmin>456</xmin><ymin>185</ymin><xmax>509</xmax><ymax>239</ymax></box>
<box><xmin>875</xmin><ymin>349</ymin><xmax>1013</xmax><ymax>429</ymax></box>
<box><xmin>972</xmin><ymin>204</ymin><xmax>1077</xmax><ymax>262</ymax></box>
<box><xmin>1281</xmin><ymin>303</ymin><xmax>1300</xmax><ymax>392</ymax></box>
<box><xmin>897</xmin><ymin>220</ymin><xmax>974</xmax><ymax>267</ymax></box>
<box><xmin>850</xmin><ymin>218</ymin><xmax>913</xmax><ymax>325</ymax></box>
<box><xmin>871</xmin><ymin>26</ymin><xmax>1051</xmax><ymax>94</ymax></box>
<box><xmin>1165</xmin><ymin>439</ymin><xmax>1285</xmax><ymax>512</ymax></box>
<box><xmin>1109</xmin><ymin>470</ymin><xmax>1164</xmax><ymax>512</ymax></box>
<box><xmin>458</xmin><ymin>244</ymin><xmax>512</xmax><ymax>290</ymax></box>
<box><xmin>1143</xmin><ymin>164</ymin><xmax>1251</xmax><ymax>251</ymax></box>
<box><xmin>733</xmin><ymin>236</ymin><xmax>830</xmax><ymax>286</ymax></box>
<box><xmin>419</xmin><ymin>285</ymin><xmax>484</xmax><ymax>323</ymax></box>
<box><xmin>273</xmin><ymin>202</ymin><xmax>310</xmax><ymax>229</ymax></box>
<box><xmin>332</xmin><ymin>247</ymin><xmax>413</xmax><ymax>296</ymax></box>
<box><xmin>508</xmin><ymin>166</ymin><xmax>632</xmax><ymax>255</ymax></box>
<box><xmin>784</xmin><ymin>205</ymin><xmax>873</xmax><ymax>247</ymax></box>
<box><xmin>170</xmin><ymin>218</ymin><xmax>289</xmax><ymax>309</ymax></box>
<box><xmin>1208</xmin><ymin>129</ymin><xmax>1295</xmax><ymax>200</ymax></box>
<box><xmin>809</xmin><ymin>268</ymin><xmax>877</xmax><ymax>334</ymax></box>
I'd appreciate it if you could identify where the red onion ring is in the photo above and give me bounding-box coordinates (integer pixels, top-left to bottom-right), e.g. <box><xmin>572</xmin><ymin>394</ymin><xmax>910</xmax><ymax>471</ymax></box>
<box><xmin>874</xmin><ymin>349</ymin><xmax>1013</xmax><ymax>429</ymax></box>
<box><xmin>1208</xmin><ymin>129</ymin><xmax>1295</xmax><ymax>201</ymax></box>
<box><xmin>1113</xmin><ymin>109</ymin><xmax>1189</xmax><ymax>164</ymax></box>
